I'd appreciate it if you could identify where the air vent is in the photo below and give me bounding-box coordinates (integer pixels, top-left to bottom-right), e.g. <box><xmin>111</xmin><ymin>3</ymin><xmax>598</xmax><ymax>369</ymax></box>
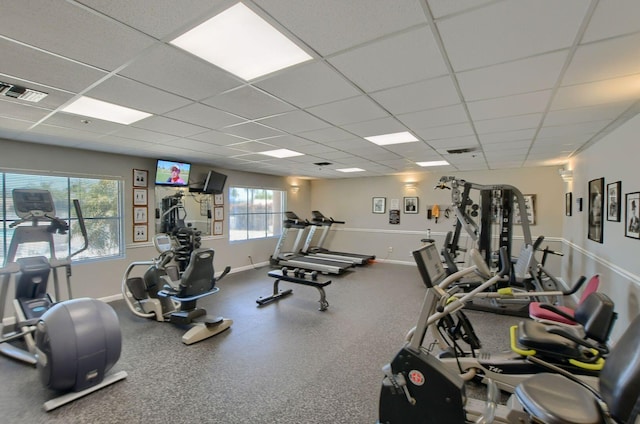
<box><xmin>313</xmin><ymin>162</ymin><xmax>332</xmax><ymax>166</ymax></box>
<box><xmin>446</xmin><ymin>147</ymin><xmax>477</xmax><ymax>154</ymax></box>
<box><xmin>0</xmin><ymin>81</ymin><xmax>48</xmax><ymax>103</ymax></box>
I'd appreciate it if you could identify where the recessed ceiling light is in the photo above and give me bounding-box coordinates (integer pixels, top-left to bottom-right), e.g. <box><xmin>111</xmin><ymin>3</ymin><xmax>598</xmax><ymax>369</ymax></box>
<box><xmin>61</xmin><ymin>96</ymin><xmax>151</xmax><ymax>125</ymax></box>
<box><xmin>259</xmin><ymin>149</ymin><xmax>304</xmax><ymax>158</ymax></box>
<box><xmin>416</xmin><ymin>160</ymin><xmax>449</xmax><ymax>167</ymax></box>
<box><xmin>170</xmin><ymin>3</ymin><xmax>312</xmax><ymax>81</ymax></box>
<box><xmin>364</xmin><ymin>131</ymin><xmax>418</xmax><ymax>146</ymax></box>
<box><xmin>336</xmin><ymin>168</ymin><xmax>365</xmax><ymax>173</ymax></box>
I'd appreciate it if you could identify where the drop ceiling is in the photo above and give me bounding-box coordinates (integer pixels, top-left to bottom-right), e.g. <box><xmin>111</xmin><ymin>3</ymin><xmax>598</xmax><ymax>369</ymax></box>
<box><xmin>1</xmin><ymin>0</ymin><xmax>640</xmax><ymax>179</ymax></box>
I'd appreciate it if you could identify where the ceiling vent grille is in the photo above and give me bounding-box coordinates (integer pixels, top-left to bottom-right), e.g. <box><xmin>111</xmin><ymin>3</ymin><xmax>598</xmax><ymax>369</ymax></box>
<box><xmin>0</xmin><ymin>82</ymin><xmax>48</xmax><ymax>103</ymax></box>
<box><xmin>313</xmin><ymin>162</ymin><xmax>332</xmax><ymax>166</ymax></box>
<box><xmin>446</xmin><ymin>147</ymin><xmax>477</xmax><ymax>154</ymax></box>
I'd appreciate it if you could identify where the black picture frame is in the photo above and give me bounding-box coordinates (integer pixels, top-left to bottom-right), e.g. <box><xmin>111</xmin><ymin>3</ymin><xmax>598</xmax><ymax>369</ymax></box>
<box><xmin>565</xmin><ymin>192</ymin><xmax>572</xmax><ymax>216</ymax></box>
<box><xmin>588</xmin><ymin>178</ymin><xmax>604</xmax><ymax>243</ymax></box>
<box><xmin>606</xmin><ymin>181</ymin><xmax>621</xmax><ymax>222</ymax></box>
<box><xmin>625</xmin><ymin>192</ymin><xmax>640</xmax><ymax>239</ymax></box>
<box><xmin>403</xmin><ymin>197</ymin><xmax>418</xmax><ymax>214</ymax></box>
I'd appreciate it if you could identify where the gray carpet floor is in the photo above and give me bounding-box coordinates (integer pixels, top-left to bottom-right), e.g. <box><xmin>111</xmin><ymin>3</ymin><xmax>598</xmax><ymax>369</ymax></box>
<box><xmin>0</xmin><ymin>261</ymin><xmax>523</xmax><ymax>424</ymax></box>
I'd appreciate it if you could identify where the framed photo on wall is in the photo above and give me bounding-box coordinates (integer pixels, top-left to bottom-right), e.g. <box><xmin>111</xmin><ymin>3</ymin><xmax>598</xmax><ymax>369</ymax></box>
<box><xmin>133</xmin><ymin>206</ymin><xmax>148</xmax><ymax>224</ymax></box>
<box><xmin>133</xmin><ymin>188</ymin><xmax>147</xmax><ymax>206</ymax></box>
<box><xmin>213</xmin><ymin>221</ymin><xmax>223</xmax><ymax>236</ymax></box>
<box><xmin>588</xmin><ymin>177</ymin><xmax>604</xmax><ymax>243</ymax></box>
<box><xmin>133</xmin><ymin>224</ymin><xmax>148</xmax><ymax>242</ymax></box>
<box><xmin>625</xmin><ymin>192</ymin><xmax>640</xmax><ymax>239</ymax></box>
<box><xmin>565</xmin><ymin>192</ymin><xmax>572</xmax><ymax>216</ymax></box>
<box><xmin>214</xmin><ymin>193</ymin><xmax>224</xmax><ymax>205</ymax></box>
<box><xmin>133</xmin><ymin>169</ymin><xmax>148</xmax><ymax>188</ymax></box>
<box><xmin>214</xmin><ymin>206</ymin><xmax>224</xmax><ymax>221</ymax></box>
<box><xmin>607</xmin><ymin>181</ymin><xmax>621</xmax><ymax>222</ymax></box>
<box><xmin>403</xmin><ymin>197</ymin><xmax>418</xmax><ymax>214</ymax></box>
<box><xmin>372</xmin><ymin>197</ymin><xmax>386</xmax><ymax>214</ymax></box>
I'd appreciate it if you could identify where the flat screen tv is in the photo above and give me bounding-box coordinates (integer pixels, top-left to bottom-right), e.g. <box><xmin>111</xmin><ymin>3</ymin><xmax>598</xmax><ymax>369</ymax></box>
<box><xmin>155</xmin><ymin>159</ymin><xmax>191</xmax><ymax>187</ymax></box>
<box><xmin>203</xmin><ymin>170</ymin><xmax>227</xmax><ymax>194</ymax></box>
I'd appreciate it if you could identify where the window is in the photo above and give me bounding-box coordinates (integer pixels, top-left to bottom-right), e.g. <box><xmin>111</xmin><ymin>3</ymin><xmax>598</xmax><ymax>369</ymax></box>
<box><xmin>229</xmin><ymin>187</ymin><xmax>286</xmax><ymax>241</ymax></box>
<box><xmin>1</xmin><ymin>172</ymin><xmax>124</xmax><ymax>263</ymax></box>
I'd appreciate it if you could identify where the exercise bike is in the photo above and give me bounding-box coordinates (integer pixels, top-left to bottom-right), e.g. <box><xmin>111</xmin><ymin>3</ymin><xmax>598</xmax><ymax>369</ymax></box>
<box><xmin>122</xmin><ymin>233</ymin><xmax>232</xmax><ymax>344</ymax></box>
<box><xmin>0</xmin><ymin>188</ymin><xmax>127</xmax><ymax>411</ymax></box>
<box><xmin>378</xmin><ymin>245</ymin><xmax>639</xmax><ymax>423</ymax></box>
<box><xmin>405</xmin><ymin>243</ymin><xmax>615</xmax><ymax>393</ymax></box>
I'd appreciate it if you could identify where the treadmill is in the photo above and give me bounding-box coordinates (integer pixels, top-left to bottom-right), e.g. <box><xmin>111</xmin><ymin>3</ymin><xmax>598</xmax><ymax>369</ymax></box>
<box><xmin>270</xmin><ymin>212</ymin><xmax>354</xmax><ymax>275</ymax></box>
<box><xmin>300</xmin><ymin>211</ymin><xmax>375</xmax><ymax>265</ymax></box>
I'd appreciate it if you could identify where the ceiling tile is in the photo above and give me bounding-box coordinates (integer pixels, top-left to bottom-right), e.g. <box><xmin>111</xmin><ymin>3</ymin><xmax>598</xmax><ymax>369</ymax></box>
<box><xmin>132</xmin><ymin>116</ymin><xmax>209</xmax><ymax>137</ymax></box>
<box><xmin>414</xmin><ymin>122</ymin><xmax>475</xmax><ymax>141</ymax></box>
<box><xmin>164</xmin><ymin>103</ymin><xmax>245</xmax><ymax>129</ymax></box>
<box><xmin>371</xmin><ymin>75</ymin><xmax>460</xmax><ymax>114</ymax></box>
<box><xmin>0</xmin><ymin>0</ymin><xmax>157</xmax><ymax>71</ymax></box>
<box><xmin>0</xmin><ymin>100</ymin><xmax>52</xmax><ymax>123</ymax></box>
<box><xmin>474</xmin><ymin>113</ymin><xmax>543</xmax><ymax>134</ymax></box>
<box><xmin>581</xmin><ymin>0</ymin><xmax>640</xmax><ymax>43</ymax></box>
<box><xmin>563</xmin><ymin>32</ymin><xmax>640</xmax><ymax>86</ymax></box>
<box><xmin>257</xmin><ymin>110</ymin><xmax>330</xmax><ymax>133</ymax></box>
<box><xmin>306</xmin><ymin>96</ymin><xmax>389</xmax><ymax>126</ymax></box>
<box><xmin>203</xmin><ymin>85</ymin><xmax>295</xmax><ymax>119</ymax></box>
<box><xmin>437</xmin><ymin>0</ymin><xmax>589</xmax><ymax>71</ymax></box>
<box><xmin>255</xmin><ymin>61</ymin><xmax>361</xmax><ymax>108</ymax></box>
<box><xmin>457</xmin><ymin>51</ymin><xmax>567</xmax><ymax>101</ymax></box>
<box><xmin>120</xmin><ymin>45</ymin><xmax>242</xmax><ymax>101</ymax></box>
<box><xmin>0</xmin><ymin>38</ymin><xmax>107</xmax><ymax>93</ymax></box>
<box><xmin>538</xmin><ymin>120</ymin><xmax>611</xmax><ymax>138</ymax></box>
<box><xmin>552</xmin><ymin>74</ymin><xmax>640</xmax><ymax>110</ymax></box>
<box><xmin>427</xmin><ymin>0</ymin><xmax>496</xmax><ymax>19</ymax></box>
<box><xmin>76</xmin><ymin>0</ymin><xmax>226</xmax><ymax>39</ymax></box>
<box><xmin>188</xmin><ymin>130</ymin><xmax>249</xmax><ymax>145</ymax></box>
<box><xmin>467</xmin><ymin>90</ymin><xmax>552</xmax><ymax>121</ymax></box>
<box><xmin>479</xmin><ymin>129</ymin><xmax>536</xmax><ymax>145</ymax></box>
<box><xmin>221</xmin><ymin>121</ymin><xmax>285</xmax><ymax>140</ymax></box>
<box><xmin>397</xmin><ymin>104</ymin><xmax>468</xmax><ymax>130</ymax></box>
<box><xmin>328</xmin><ymin>26</ymin><xmax>447</xmax><ymax>92</ymax></box>
<box><xmin>297</xmin><ymin>127</ymin><xmax>354</xmax><ymax>143</ymax></box>
<box><xmin>254</xmin><ymin>0</ymin><xmax>427</xmax><ymax>55</ymax></box>
<box><xmin>86</xmin><ymin>76</ymin><xmax>192</xmax><ymax>115</ymax></box>
<box><xmin>544</xmin><ymin>102</ymin><xmax>633</xmax><ymax>126</ymax></box>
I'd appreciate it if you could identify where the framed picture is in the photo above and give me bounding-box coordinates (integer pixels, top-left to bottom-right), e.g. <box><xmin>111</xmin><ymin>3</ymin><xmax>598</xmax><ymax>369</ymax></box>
<box><xmin>565</xmin><ymin>192</ymin><xmax>572</xmax><ymax>216</ymax></box>
<box><xmin>372</xmin><ymin>197</ymin><xmax>386</xmax><ymax>214</ymax></box>
<box><xmin>214</xmin><ymin>206</ymin><xmax>224</xmax><ymax>221</ymax></box>
<box><xmin>133</xmin><ymin>224</ymin><xmax>148</xmax><ymax>242</ymax></box>
<box><xmin>625</xmin><ymin>192</ymin><xmax>640</xmax><ymax>239</ymax></box>
<box><xmin>607</xmin><ymin>181</ymin><xmax>621</xmax><ymax>222</ymax></box>
<box><xmin>133</xmin><ymin>169</ymin><xmax>148</xmax><ymax>188</ymax></box>
<box><xmin>213</xmin><ymin>221</ymin><xmax>223</xmax><ymax>236</ymax></box>
<box><xmin>134</xmin><ymin>206</ymin><xmax>148</xmax><ymax>224</ymax></box>
<box><xmin>403</xmin><ymin>197</ymin><xmax>418</xmax><ymax>214</ymax></box>
<box><xmin>214</xmin><ymin>193</ymin><xmax>224</xmax><ymax>205</ymax></box>
<box><xmin>588</xmin><ymin>177</ymin><xmax>604</xmax><ymax>243</ymax></box>
<box><xmin>133</xmin><ymin>188</ymin><xmax>147</xmax><ymax>206</ymax></box>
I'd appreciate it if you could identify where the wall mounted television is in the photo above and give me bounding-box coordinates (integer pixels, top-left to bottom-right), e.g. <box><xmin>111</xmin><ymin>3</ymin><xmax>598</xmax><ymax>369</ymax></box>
<box><xmin>154</xmin><ymin>159</ymin><xmax>192</xmax><ymax>187</ymax></box>
<box><xmin>203</xmin><ymin>170</ymin><xmax>227</xmax><ymax>194</ymax></box>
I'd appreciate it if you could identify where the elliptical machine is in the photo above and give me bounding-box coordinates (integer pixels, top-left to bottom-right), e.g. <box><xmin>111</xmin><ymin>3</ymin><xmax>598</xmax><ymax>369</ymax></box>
<box><xmin>0</xmin><ymin>189</ymin><xmax>126</xmax><ymax>411</ymax></box>
<box><xmin>122</xmin><ymin>233</ymin><xmax>232</xmax><ymax>344</ymax></box>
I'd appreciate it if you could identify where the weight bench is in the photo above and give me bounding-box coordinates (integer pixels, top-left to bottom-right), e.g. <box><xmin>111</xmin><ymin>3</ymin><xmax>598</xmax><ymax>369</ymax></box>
<box><xmin>258</xmin><ymin>269</ymin><xmax>332</xmax><ymax>311</ymax></box>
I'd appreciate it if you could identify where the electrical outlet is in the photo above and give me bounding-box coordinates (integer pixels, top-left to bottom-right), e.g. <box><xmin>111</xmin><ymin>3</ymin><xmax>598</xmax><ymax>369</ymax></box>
<box><xmin>388</xmin><ymin>246</ymin><xmax>393</xmax><ymax>252</ymax></box>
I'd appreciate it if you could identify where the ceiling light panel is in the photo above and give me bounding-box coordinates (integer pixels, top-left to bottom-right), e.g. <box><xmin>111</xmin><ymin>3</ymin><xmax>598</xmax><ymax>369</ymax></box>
<box><xmin>336</xmin><ymin>168</ymin><xmax>365</xmax><ymax>173</ymax></box>
<box><xmin>364</xmin><ymin>131</ymin><xmax>418</xmax><ymax>146</ymax></box>
<box><xmin>259</xmin><ymin>148</ymin><xmax>304</xmax><ymax>158</ymax></box>
<box><xmin>61</xmin><ymin>96</ymin><xmax>151</xmax><ymax>125</ymax></box>
<box><xmin>416</xmin><ymin>160</ymin><xmax>449</xmax><ymax>167</ymax></box>
<box><xmin>170</xmin><ymin>3</ymin><xmax>312</xmax><ymax>81</ymax></box>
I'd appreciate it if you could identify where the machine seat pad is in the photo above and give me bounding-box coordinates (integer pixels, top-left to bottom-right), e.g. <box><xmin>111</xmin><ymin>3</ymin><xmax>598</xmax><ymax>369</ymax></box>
<box><xmin>517</xmin><ymin>320</ymin><xmax>578</xmax><ymax>358</ymax></box>
<box><xmin>529</xmin><ymin>303</ymin><xmax>576</xmax><ymax>325</ymax></box>
<box><xmin>515</xmin><ymin>373</ymin><xmax>603</xmax><ymax>424</ymax></box>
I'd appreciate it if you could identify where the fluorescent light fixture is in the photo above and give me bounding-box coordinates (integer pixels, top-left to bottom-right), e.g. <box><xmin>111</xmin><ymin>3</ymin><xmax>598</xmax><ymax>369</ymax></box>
<box><xmin>61</xmin><ymin>96</ymin><xmax>151</xmax><ymax>125</ymax></box>
<box><xmin>259</xmin><ymin>149</ymin><xmax>304</xmax><ymax>158</ymax></box>
<box><xmin>416</xmin><ymin>160</ymin><xmax>449</xmax><ymax>167</ymax></box>
<box><xmin>336</xmin><ymin>168</ymin><xmax>365</xmax><ymax>173</ymax></box>
<box><xmin>364</xmin><ymin>131</ymin><xmax>418</xmax><ymax>146</ymax></box>
<box><xmin>170</xmin><ymin>3</ymin><xmax>312</xmax><ymax>80</ymax></box>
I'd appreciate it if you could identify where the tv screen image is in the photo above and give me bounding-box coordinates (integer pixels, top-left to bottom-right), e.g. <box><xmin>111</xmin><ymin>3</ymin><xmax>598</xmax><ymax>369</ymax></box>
<box><xmin>155</xmin><ymin>159</ymin><xmax>191</xmax><ymax>187</ymax></box>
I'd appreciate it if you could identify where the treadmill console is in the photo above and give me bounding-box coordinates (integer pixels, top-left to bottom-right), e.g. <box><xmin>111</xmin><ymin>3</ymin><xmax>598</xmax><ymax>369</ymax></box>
<box><xmin>12</xmin><ymin>189</ymin><xmax>56</xmax><ymax>218</ymax></box>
